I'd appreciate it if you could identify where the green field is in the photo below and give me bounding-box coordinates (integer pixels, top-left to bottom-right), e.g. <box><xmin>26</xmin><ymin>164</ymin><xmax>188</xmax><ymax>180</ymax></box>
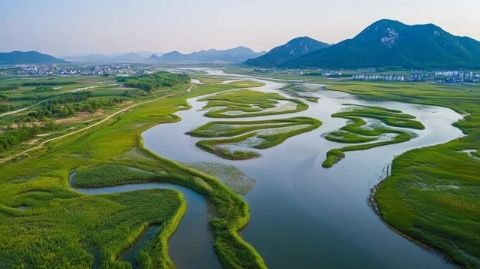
<box><xmin>0</xmin><ymin>76</ymin><xmax>132</xmax><ymax>156</ymax></box>
<box><xmin>74</xmin><ymin>164</ymin><xmax>159</xmax><ymax>188</ymax></box>
<box><xmin>190</xmin><ymin>117</ymin><xmax>321</xmax><ymax>160</ymax></box>
<box><xmin>322</xmin><ymin>105</ymin><xmax>424</xmax><ymax>168</ymax></box>
<box><xmin>0</xmin><ymin>76</ymin><xmax>267</xmax><ymax>269</ymax></box>
<box><xmin>0</xmin><ymin>72</ymin><xmax>190</xmax><ymax>158</ymax></box>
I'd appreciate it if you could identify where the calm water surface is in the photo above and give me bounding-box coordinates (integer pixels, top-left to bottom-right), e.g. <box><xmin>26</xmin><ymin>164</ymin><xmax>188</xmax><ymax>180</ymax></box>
<box><xmin>138</xmin><ymin>71</ymin><xmax>463</xmax><ymax>269</ymax></box>
<box><xmin>73</xmin><ymin>182</ymin><xmax>222</xmax><ymax>269</ymax></box>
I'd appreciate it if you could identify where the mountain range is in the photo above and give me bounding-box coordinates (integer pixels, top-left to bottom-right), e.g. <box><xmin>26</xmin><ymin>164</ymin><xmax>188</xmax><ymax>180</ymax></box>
<box><xmin>0</xmin><ymin>51</ymin><xmax>65</xmax><ymax>65</ymax></box>
<box><xmin>2</xmin><ymin>19</ymin><xmax>480</xmax><ymax>69</ymax></box>
<box><xmin>1</xmin><ymin>46</ymin><xmax>264</xmax><ymax>65</ymax></box>
<box><xmin>149</xmin><ymin>46</ymin><xmax>265</xmax><ymax>63</ymax></box>
<box><xmin>284</xmin><ymin>19</ymin><xmax>480</xmax><ymax>69</ymax></box>
<box><xmin>245</xmin><ymin>37</ymin><xmax>329</xmax><ymax>67</ymax></box>
<box><xmin>247</xmin><ymin>19</ymin><xmax>480</xmax><ymax>69</ymax></box>
<box><xmin>66</xmin><ymin>52</ymin><xmax>155</xmax><ymax>63</ymax></box>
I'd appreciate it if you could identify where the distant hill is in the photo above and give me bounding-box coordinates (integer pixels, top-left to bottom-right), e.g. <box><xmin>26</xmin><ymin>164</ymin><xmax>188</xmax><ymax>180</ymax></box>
<box><xmin>67</xmin><ymin>52</ymin><xmax>152</xmax><ymax>63</ymax></box>
<box><xmin>0</xmin><ymin>51</ymin><xmax>65</xmax><ymax>64</ymax></box>
<box><xmin>245</xmin><ymin>37</ymin><xmax>329</xmax><ymax>67</ymax></box>
<box><xmin>149</xmin><ymin>46</ymin><xmax>265</xmax><ymax>63</ymax></box>
<box><xmin>148</xmin><ymin>54</ymin><xmax>162</xmax><ymax>62</ymax></box>
<box><xmin>284</xmin><ymin>19</ymin><xmax>480</xmax><ymax>69</ymax></box>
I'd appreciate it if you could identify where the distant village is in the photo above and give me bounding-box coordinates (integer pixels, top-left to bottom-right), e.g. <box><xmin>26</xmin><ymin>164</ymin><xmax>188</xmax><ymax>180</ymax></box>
<box><xmin>0</xmin><ymin>64</ymin><xmax>140</xmax><ymax>77</ymax></box>
<box><xmin>300</xmin><ymin>70</ymin><xmax>480</xmax><ymax>83</ymax></box>
<box><xmin>1</xmin><ymin>64</ymin><xmax>480</xmax><ymax>84</ymax></box>
<box><xmin>351</xmin><ymin>71</ymin><xmax>480</xmax><ymax>83</ymax></box>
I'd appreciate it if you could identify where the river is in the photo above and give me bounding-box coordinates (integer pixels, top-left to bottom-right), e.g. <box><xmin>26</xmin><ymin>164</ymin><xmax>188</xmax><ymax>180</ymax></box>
<box><xmin>142</xmin><ymin>71</ymin><xmax>463</xmax><ymax>269</ymax></box>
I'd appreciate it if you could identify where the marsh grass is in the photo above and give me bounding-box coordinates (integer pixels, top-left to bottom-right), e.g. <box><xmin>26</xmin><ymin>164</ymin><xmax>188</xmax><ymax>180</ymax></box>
<box><xmin>74</xmin><ymin>164</ymin><xmax>160</xmax><ymax>188</ymax></box>
<box><xmin>192</xmin><ymin>117</ymin><xmax>322</xmax><ymax>160</ymax></box>
<box><xmin>320</xmin><ymin>80</ymin><xmax>480</xmax><ymax>268</ymax></box>
<box><xmin>200</xmin><ymin>89</ymin><xmax>308</xmax><ymax>118</ymax></box>
<box><xmin>322</xmin><ymin>105</ymin><xmax>422</xmax><ymax>168</ymax></box>
<box><xmin>0</xmin><ymin>79</ymin><xmax>267</xmax><ymax>269</ymax></box>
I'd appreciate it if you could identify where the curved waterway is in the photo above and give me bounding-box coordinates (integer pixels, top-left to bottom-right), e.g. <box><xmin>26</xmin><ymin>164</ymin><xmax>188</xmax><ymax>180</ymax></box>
<box><xmin>70</xmin><ymin>176</ymin><xmax>222</xmax><ymax>269</ymax></box>
<box><xmin>142</xmin><ymin>70</ymin><xmax>465</xmax><ymax>269</ymax></box>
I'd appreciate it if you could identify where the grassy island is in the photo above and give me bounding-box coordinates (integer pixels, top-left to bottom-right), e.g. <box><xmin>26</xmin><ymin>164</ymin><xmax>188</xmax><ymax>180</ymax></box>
<box><xmin>200</xmin><ymin>89</ymin><xmax>308</xmax><ymax>118</ymax></box>
<box><xmin>322</xmin><ymin>105</ymin><xmax>424</xmax><ymax>168</ymax></box>
<box><xmin>190</xmin><ymin>117</ymin><xmax>322</xmax><ymax>160</ymax></box>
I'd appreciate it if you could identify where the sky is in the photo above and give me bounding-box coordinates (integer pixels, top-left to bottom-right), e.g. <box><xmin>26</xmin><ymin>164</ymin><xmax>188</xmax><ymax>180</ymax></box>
<box><xmin>1</xmin><ymin>0</ymin><xmax>479</xmax><ymax>57</ymax></box>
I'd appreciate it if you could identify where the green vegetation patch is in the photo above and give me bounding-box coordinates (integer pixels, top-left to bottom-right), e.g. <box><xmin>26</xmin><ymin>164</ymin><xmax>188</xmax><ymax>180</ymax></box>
<box><xmin>322</xmin><ymin>105</ymin><xmax>423</xmax><ymax>168</ymax></box>
<box><xmin>117</xmin><ymin>71</ymin><xmax>190</xmax><ymax>93</ymax></box>
<box><xmin>196</xmin><ymin>132</ymin><xmax>261</xmax><ymax>160</ymax></box>
<box><xmin>0</xmin><ymin>73</ymin><xmax>189</xmax><ymax>154</ymax></box>
<box><xmin>21</xmin><ymin>81</ymin><xmax>77</xmax><ymax>87</ymax></box>
<box><xmin>322</xmin><ymin>149</ymin><xmax>346</xmax><ymax>168</ymax></box>
<box><xmin>0</xmin><ymin>180</ymin><xmax>184</xmax><ymax>269</ymax></box>
<box><xmin>200</xmin><ymin>89</ymin><xmax>308</xmax><ymax>118</ymax></box>
<box><xmin>30</xmin><ymin>92</ymin><xmax>126</xmax><ymax>119</ymax></box>
<box><xmin>73</xmin><ymin>164</ymin><xmax>160</xmax><ymax>188</ymax></box>
<box><xmin>334</xmin><ymin>104</ymin><xmax>425</xmax><ymax>130</ymax></box>
<box><xmin>0</xmin><ymin>77</ymin><xmax>267</xmax><ymax>269</ymax></box>
<box><xmin>191</xmin><ymin>117</ymin><xmax>322</xmax><ymax>160</ymax></box>
<box><xmin>0</xmin><ymin>121</ymin><xmax>57</xmax><ymax>152</ymax></box>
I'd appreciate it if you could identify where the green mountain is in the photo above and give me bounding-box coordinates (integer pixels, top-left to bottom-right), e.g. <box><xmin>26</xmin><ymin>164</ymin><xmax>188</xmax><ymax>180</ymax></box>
<box><xmin>284</xmin><ymin>19</ymin><xmax>480</xmax><ymax>69</ymax></box>
<box><xmin>0</xmin><ymin>51</ymin><xmax>65</xmax><ymax>64</ymax></box>
<box><xmin>245</xmin><ymin>37</ymin><xmax>329</xmax><ymax>67</ymax></box>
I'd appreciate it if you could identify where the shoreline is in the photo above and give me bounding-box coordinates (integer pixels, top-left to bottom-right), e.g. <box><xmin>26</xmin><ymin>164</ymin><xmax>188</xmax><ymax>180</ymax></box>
<box><xmin>368</xmin><ymin>161</ymin><xmax>460</xmax><ymax>268</ymax></box>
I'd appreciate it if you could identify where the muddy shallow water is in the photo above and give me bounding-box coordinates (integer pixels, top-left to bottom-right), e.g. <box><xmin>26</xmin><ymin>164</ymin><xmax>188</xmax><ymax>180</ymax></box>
<box><xmin>142</xmin><ymin>70</ymin><xmax>463</xmax><ymax>269</ymax></box>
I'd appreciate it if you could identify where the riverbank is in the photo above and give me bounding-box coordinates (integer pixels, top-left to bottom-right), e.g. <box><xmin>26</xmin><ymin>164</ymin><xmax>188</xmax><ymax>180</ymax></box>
<box><xmin>143</xmin><ymin>71</ymin><xmax>462</xmax><ymax>269</ymax></box>
<box><xmin>322</xmin><ymin>80</ymin><xmax>480</xmax><ymax>268</ymax></box>
<box><xmin>1</xmin><ymin>69</ymin><xmax>476</xmax><ymax>268</ymax></box>
<box><xmin>0</xmin><ymin>78</ymin><xmax>266</xmax><ymax>269</ymax></box>
<box><xmin>223</xmin><ymin>66</ymin><xmax>478</xmax><ymax>267</ymax></box>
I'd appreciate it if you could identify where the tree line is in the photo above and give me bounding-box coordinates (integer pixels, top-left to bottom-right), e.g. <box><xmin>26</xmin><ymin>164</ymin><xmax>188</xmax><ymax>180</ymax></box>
<box><xmin>117</xmin><ymin>71</ymin><xmax>190</xmax><ymax>93</ymax></box>
<box><xmin>0</xmin><ymin>120</ymin><xmax>57</xmax><ymax>152</ymax></box>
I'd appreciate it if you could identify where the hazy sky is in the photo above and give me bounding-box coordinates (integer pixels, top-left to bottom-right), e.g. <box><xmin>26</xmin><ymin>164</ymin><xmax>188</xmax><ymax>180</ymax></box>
<box><xmin>1</xmin><ymin>0</ymin><xmax>479</xmax><ymax>56</ymax></box>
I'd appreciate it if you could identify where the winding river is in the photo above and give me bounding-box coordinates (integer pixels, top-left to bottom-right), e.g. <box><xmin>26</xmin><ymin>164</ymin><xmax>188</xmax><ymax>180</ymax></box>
<box><xmin>145</xmin><ymin>70</ymin><xmax>463</xmax><ymax>269</ymax></box>
<box><xmin>77</xmin><ymin>70</ymin><xmax>464</xmax><ymax>268</ymax></box>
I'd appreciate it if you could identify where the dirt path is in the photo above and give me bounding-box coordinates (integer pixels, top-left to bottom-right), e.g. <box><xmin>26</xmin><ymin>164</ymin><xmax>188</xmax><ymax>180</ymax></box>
<box><xmin>0</xmin><ymin>83</ymin><xmax>120</xmax><ymax>118</ymax></box>
<box><xmin>0</xmin><ymin>84</ymin><xmax>193</xmax><ymax>164</ymax></box>
<box><xmin>0</xmin><ymin>105</ymin><xmax>35</xmax><ymax>117</ymax></box>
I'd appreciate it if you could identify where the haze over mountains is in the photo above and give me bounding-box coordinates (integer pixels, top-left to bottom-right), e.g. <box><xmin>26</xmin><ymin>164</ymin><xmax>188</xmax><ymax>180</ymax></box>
<box><xmin>66</xmin><ymin>47</ymin><xmax>264</xmax><ymax>64</ymax></box>
<box><xmin>149</xmin><ymin>46</ymin><xmax>264</xmax><ymax>63</ymax></box>
<box><xmin>248</xmin><ymin>19</ymin><xmax>480</xmax><ymax>69</ymax></box>
<box><xmin>2</xmin><ymin>19</ymin><xmax>480</xmax><ymax>69</ymax></box>
<box><xmin>66</xmin><ymin>52</ymin><xmax>156</xmax><ymax>63</ymax></box>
